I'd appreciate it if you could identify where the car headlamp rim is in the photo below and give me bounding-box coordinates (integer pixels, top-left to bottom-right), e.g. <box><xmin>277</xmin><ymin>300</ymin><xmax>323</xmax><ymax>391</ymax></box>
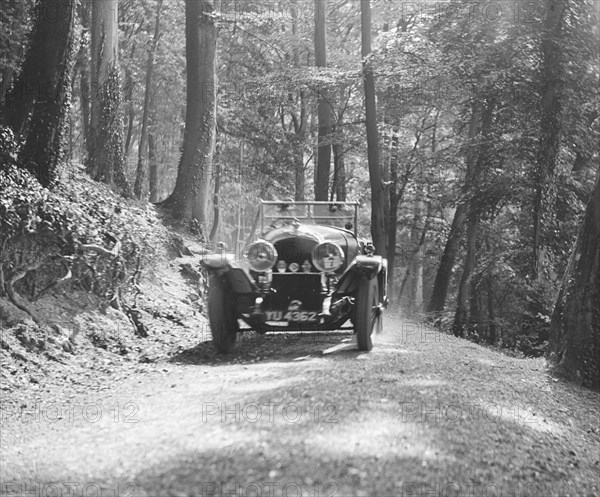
<box><xmin>312</xmin><ymin>241</ymin><xmax>345</xmax><ymax>273</ymax></box>
<box><xmin>244</xmin><ymin>240</ymin><xmax>278</xmax><ymax>271</ymax></box>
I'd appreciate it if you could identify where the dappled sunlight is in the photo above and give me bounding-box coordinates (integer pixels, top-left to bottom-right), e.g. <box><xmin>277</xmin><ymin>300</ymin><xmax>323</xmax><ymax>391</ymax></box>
<box><xmin>372</xmin><ymin>345</ymin><xmax>420</xmax><ymax>355</ymax></box>
<box><xmin>304</xmin><ymin>412</ymin><xmax>446</xmax><ymax>460</ymax></box>
<box><xmin>489</xmin><ymin>402</ymin><xmax>566</xmax><ymax>434</ymax></box>
<box><xmin>395</xmin><ymin>377</ymin><xmax>447</xmax><ymax>388</ymax></box>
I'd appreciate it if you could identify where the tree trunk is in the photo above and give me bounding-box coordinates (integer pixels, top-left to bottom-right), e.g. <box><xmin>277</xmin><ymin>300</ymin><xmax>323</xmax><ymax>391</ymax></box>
<box><xmin>548</xmin><ymin>170</ymin><xmax>600</xmax><ymax>388</ymax></box>
<box><xmin>332</xmin><ymin>139</ymin><xmax>346</xmax><ymax>201</ymax></box>
<box><xmin>426</xmin><ymin>204</ymin><xmax>467</xmax><ymax>317</ymax></box>
<box><xmin>87</xmin><ymin>0</ymin><xmax>130</xmax><ymax>196</ymax></box>
<box><xmin>124</xmin><ymin>66</ymin><xmax>135</xmax><ymax>157</ymax></box>
<box><xmin>428</xmin><ymin>97</ymin><xmax>485</xmax><ymax>319</ymax></box>
<box><xmin>406</xmin><ymin>200</ymin><xmax>424</xmax><ymax>315</ymax></box>
<box><xmin>452</xmin><ymin>210</ymin><xmax>479</xmax><ymax>337</ymax></box>
<box><xmin>293</xmin><ymin>141</ymin><xmax>306</xmax><ymax>201</ymax></box>
<box><xmin>314</xmin><ymin>0</ymin><xmax>331</xmax><ymax>201</ymax></box>
<box><xmin>360</xmin><ymin>0</ymin><xmax>385</xmax><ymax>255</ymax></box>
<box><xmin>161</xmin><ymin>0</ymin><xmax>217</xmax><ymax>227</ymax></box>
<box><xmin>16</xmin><ymin>0</ymin><xmax>77</xmax><ymax>187</ymax></box>
<box><xmin>209</xmin><ymin>157</ymin><xmax>221</xmax><ymax>242</ymax></box>
<box><xmin>134</xmin><ymin>0</ymin><xmax>163</xmax><ymax>199</ymax></box>
<box><xmin>148</xmin><ymin>107</ymin><xmax>159</xmax><ymax>202</ymax></box>
<box><xmin>452</xmin><ymin>95</ymin><xmax>493</xmax><ymax>337</ymax></box>
<box><xmin>290</xmin><ymin>0</ymin><xmax>306</xmax><ymax>202</ymax></box>
<box><xmin>398</xmin><ymin>202</ymin><xmax>431</xmax><ymax>311</ymax></box>
<box><xmin>532</xmin><ymin>0</ymin><xmax>566</xmax><ymax>278</ymax></box>
<box><xmin>331</xmin><ymin>87</ymin><xmax>347</xmax><ymax>202</ymax></box>
<box><xmin>386</xmin><ymin>130</ymin><xmax>402</xmax><ymax>302</ymax></box>
<box><xmin>486</xmin><ymin>274</ymin><xmax>497</xmax><ymax>344</ymax></box>
<box><xmin>78</xmin><ymin>42</ymin><xmax>91</xmax><ymax>155</ymax></box>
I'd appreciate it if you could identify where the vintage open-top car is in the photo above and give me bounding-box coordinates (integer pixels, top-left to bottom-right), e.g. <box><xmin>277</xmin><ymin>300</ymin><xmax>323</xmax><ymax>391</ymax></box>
<box><xmin>200</xmin><ymin>200</ymin><xmax>388</xmax><ymax>353</ymax></box>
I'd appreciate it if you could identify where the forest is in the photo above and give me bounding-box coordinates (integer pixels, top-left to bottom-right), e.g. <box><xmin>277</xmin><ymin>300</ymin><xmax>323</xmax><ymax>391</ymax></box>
<box><xmin>0</xmin><ymin>0</ymin><xmax>599</xmax><ymax>388</ymax></box>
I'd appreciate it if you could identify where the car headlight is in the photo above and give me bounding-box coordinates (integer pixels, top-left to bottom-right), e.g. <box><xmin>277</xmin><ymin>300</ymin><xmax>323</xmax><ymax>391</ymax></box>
<box><xmin>312</xmin><ymin>242</ymin><xmax>344</xmax><ymax>273</ymax></box>
<box><xmin>244</xmin><ymin>240</ymin><xmax>278</xmax><ymax>272</ymax></box>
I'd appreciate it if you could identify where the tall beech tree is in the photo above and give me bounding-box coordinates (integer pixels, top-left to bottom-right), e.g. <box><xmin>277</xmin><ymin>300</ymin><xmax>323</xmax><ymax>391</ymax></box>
<box><xmin>548</xmin><ymin>170</ymin><xmax>600</xmax><ymax>388</ymax></box>
<box><xmin>161</xmin><ymin>0</ymin><xmax>217</xmax><ymax>228</ymax></box>
<box><xmin>452</xmin><ymin>93</ymin><xmax>494</xmax><ymax>337</ymax></box>
<box><xmin>14</xmin><ymin>0</ymin><xmax>77</xmax><ymax>187</ymax></box>
<box><xmin>360</xmin><ymin>0</ymin><xmax>385</xmax><ymax>255</ymax></box>
<box><xmin>87</xmin><ymin>0</ymin><xmax>130</xmax><ymax>195</ymax></box>
<box><xmin>314</xmin><ymin>0</ymin><xmax>332</xmax><ymax>201</ymax></box>
<box><xmin>134</xmin><ymin>0</ymin><xmax>163</xmax><ymax>199</ymax></box>
<box><xmin>532</xmin><ymin>0</ymin><xmax>567</xmax><ymax>278</ymax></box>
<box><xmin>291</xmin><ymin>0</ymin><xmax>308</xmax><ymax>201</ymax></box>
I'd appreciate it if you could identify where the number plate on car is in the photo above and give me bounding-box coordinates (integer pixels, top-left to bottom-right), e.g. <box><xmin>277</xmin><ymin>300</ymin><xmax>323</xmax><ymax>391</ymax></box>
<box><xmin>265</xmin><ymin>310</ymin><xmax>319</xmax><ymax>322</ymax></box>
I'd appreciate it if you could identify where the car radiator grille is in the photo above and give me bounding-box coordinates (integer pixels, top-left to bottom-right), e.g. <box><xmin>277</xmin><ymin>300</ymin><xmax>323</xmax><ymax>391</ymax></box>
<box><xmin>273</xmin><ymin>238</ymin><xmax>318</xmax><ymax>273</ymax></box>
<box><xmin>268</xmin><ymin>273</ymin><xmax>323</xmax><ymax>312</ymax></box>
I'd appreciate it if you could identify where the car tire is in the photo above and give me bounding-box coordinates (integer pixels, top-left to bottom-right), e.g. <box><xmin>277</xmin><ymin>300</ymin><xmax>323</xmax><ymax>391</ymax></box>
<box><xmin>355</xmin><ymin>276</ymin><xmax>380</xmax><ymax>351</ymax></box>
<box><xmin>207</xmin><ymin>275</ymin><xmax>239</xmax><ymax>354</ymax></box>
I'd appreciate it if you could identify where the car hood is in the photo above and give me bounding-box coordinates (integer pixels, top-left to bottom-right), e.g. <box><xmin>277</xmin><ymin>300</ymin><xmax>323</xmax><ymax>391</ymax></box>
<box><xmin>262</xmin><ymin>224</ymin><xmax>359</xmax><ymax>271</ymax></box>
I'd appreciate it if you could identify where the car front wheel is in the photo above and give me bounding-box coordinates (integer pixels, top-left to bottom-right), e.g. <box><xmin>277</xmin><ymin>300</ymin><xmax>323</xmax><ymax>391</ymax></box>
<box><xmin>355</xmin><ymin>276</ymin><xmax>382</xmax><ymax>351</ymax></box>
<box><xmin>207</xmin><ymin>275</ymin><xmax>239</xmax><ymax>353</ymax></box>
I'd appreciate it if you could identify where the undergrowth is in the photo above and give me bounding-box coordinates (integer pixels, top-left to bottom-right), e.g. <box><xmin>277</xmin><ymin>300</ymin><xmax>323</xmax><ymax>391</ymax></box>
<box><xmin>0</xmin><ymin>159</ymin><xmax>168</xmax><ymax>335</ymax></box>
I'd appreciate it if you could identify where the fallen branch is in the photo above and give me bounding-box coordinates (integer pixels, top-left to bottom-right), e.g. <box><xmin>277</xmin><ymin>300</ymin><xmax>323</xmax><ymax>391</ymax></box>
<box><xmin>4</xmin><ymin>259</ymin><xmax>47</xmax><ymax>325</ymax></box>
<box><xmin>79</xmin><ymin>243</ymin><xmax>120</xmax><ymax>258</ymax></box>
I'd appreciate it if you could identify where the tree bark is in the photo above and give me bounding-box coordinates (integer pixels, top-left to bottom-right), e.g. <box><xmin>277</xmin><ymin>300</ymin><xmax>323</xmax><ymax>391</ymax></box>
<box><xmin>331</xmin><ymin>87</ymin><xmax>347</xmax><ymax>202</ymax></box>
<box><xmin>361</xmin><ymin>0</ymin><xmax>385</xmax><ymax>255</ymax></box>
<box><xmin>548</xmin><ymin>170</ymin><xmax>600</xmax><ymax>388</ymax></box>
<box><xmin>87</xmin><ymin>0</ymin><xmax>130</xmax><ymax>196</ymax></box>
<box><xmin>405</xmin><ymin>200</ymin><xmax>424</xmax><ymax>315</ymax></box>
<box><xmin>452</xmin><ymin>95</ymin><xmax>494</xmax><ymax>337</ymax></box>
<box><xmin>148</xmin><ymin>126</ymin><xmax>159</xmax><ymax>202</ymax></box>
<box><xmin>386</xmin><ymin>131</ymin><xmax>401</xmax><ymax>299</ymax></box>
<box><xmin>291</xmin><ymin>0</ymin><xmax>307</xmax><ymax>201</ymax></box>
<box><xmin>452</xmin><ymin>209</ymin><xmax>479</xmax><ymax>337</ymax></box>
<box><xmin>123</xmin><ymin>66</ymin><xmax>135</xmax><ymax>157</ymax></box>
<box><xmin>332</xmin><ymin>139</ymin><xmax>346</xmax><ymax>201</ymax></box>
<box><xmin>16</xmin><ymin>0</ymin><xmax>77</xmax><ymax>187</ymax></box>
<box><xmin>209</xmin><ymin>154</ymin><xmax>221</xmax><ymax>242</ymax></box>
<box><xmin>427</xmin><ymin>98</ymin><xmax>485</xmax><ymax>319</ymax></box>
<box><xmin>161</xmin><ymin>0</ymin><xmax>217</xmax><ymax>228</ymax></box>
<box><xmin>532</xmin><ymin>0</ymin><xmax>566</xmax><ymax>278</ymax></box>
<box><xmin>314</xmin><ymin>0</ymin><xmax>332</xmax><ymax>201</ymax></box>
<box><xmin>486</xmin><ymin>245</ymin><xmax>497</xmax><ymax>344</ymax></box>
<box><xmin>134</xmin><ymin>0</ymin><xmax>163</xmax><ymax>199</ymax></box>
<box><xmin>426</xmin><ymin>204</ymin><xmax>467</xmax><ymax>317</ymax></box>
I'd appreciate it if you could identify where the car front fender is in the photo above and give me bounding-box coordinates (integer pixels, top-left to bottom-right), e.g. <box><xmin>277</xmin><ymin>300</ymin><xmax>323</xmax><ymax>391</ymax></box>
<box><xmin>335</xmin><ymin>255</ymin><xmax>386</xmax><ymax>294</ymax></box>
<box><xmin>200</xmin><ymin>255</ymin><xmax>257</xmax><ymax>294</ymax></box>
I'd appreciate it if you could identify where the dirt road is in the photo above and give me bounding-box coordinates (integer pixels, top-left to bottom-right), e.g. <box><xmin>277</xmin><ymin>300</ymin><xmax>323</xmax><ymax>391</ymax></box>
<box><xmin>1</xmin><ymin>315</ymin><xmax>599</xmax><ymax>497</ymax></box>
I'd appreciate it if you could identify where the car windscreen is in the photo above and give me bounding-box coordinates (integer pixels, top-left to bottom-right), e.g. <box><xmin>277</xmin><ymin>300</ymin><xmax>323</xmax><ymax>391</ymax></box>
<box><xmin>261</xmin><ymin>202</ymin><xmax>356</xmax><ymax>230</ymax></box>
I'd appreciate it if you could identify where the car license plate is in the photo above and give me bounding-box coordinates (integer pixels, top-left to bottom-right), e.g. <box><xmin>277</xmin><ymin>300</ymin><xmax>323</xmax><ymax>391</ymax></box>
<box><xmin>265</xmin><ymin>310</ymin><xmax>319</xmax><ymax>322</ymax></box>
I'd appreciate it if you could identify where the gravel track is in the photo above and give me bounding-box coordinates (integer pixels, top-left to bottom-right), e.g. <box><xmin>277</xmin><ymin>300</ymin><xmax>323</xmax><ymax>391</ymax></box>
<box><xmin>1</xmin><ymin>314</ymin><xmax>599</xmax><ymax>497</ymax></box>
